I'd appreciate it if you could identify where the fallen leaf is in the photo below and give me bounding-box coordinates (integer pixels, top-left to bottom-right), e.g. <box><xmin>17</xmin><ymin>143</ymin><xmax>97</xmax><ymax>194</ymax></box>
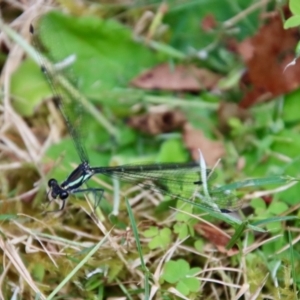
<box><xmin>194</xmin><ymin>223</ymin><xmax>239</xmax><ymax>256</ymax></box>
<box><xmin>238</xmin><ymin>8</ymin><xmax>300</xmax><ymax>108</ymax></box>
<box><xmin>127</xmin><ymin>110</ymin><xmax>186</xmax><ymax>135</ymax></box>
<box><xmin>130</xmin><ymin>63</ymin><xmax>222</xmax><ymax>92</ymax></box>
<box><xmin>182</xmin><ymin>123</ymin><xmax>225</xmax><ymax>166</ymax></box>
<box><xmin>261</xmin><ymin>195</ymin><xmax>273</xmax><ymax>205</ymax></box>
<box><xmin>201</xmin><ymin>14</ymin><xmax>217</xmax><ymax>32</ymax></box>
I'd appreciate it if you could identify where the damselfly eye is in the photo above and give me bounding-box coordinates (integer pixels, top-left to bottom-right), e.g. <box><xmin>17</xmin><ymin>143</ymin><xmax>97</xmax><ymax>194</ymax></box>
<box><xmin>60</xmin><ymin>191</ymin><xmax>69</xmax><ymax>200</ymax></box>
<box><xmin>48</xmin><ymin>178</ymin><xmax>57</xmax><ymax>188</ymax></box>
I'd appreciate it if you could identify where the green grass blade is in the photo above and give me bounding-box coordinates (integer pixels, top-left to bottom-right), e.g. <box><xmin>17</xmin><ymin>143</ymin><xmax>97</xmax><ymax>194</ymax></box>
<box><xmin>288</xmin><ymin>230</ymin><xmax>297</xmax><ymax>296</ymax></box>
<box><xmin>226</xmin><ymin>220</ymin><xmax>249</xmax><ymax>249</ymax></box>
<box><xmin>45</xmin><ymin>230</ymin><xmax>110</xmax><ymax>300</ymax></box>
<box><xmin>252</xmin><ymin>216</ymin><xmax>299</xmax><ymax>226</ymax></box>
<box><xmin>125</xmin><ymin>198</ymin><xmax>150</xmax><ymax>299</ymax></box>
<box><xmin>213</xmin><ymin>176</ymin><xmax>295</xmax><ymax>193</ymax></box>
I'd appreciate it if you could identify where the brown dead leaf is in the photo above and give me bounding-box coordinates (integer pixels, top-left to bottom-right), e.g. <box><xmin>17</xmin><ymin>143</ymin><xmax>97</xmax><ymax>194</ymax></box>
<box><xmin>194</xmin><ymin>223</ymin><xmax>239</xmax><ymax>256</ymax></box>
<box><xmin>127</xmin><ymin>110</ymin><xmax>186</xmax><ymax>135</ymax></box>
<box><xmin>201</xmin><ymin>14</ymin><xmax>217</xmax><ymax>32</ymax></box>
<box><xmin>130</xmin><ymin>63</ymin><xmax>221</xmax><ymax>92</ymax></box>
<box><xmin>217</xmin><ymin>101</ymin><xmax>250</xmax><ymax>133</ymax></box>
<box><xmin>183</xmin><ymin>124</ymin><xmax>225</xmax><ymax>166</ymax></box>
<box><xmin>238</xmin><ymin>8</ymin><xmax>300</xmax><ymax>108</ymax></box>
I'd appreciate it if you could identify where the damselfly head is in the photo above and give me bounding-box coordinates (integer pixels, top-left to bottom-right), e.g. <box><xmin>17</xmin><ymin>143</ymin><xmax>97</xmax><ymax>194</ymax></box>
<box><xmin>60</xmin><ymin>190</ymin><xmax>69</xmax><ymax>200</ymax></box>
<box><xmin>48</xmin><ymin>178</ymin><xmax>57</xmax><ymax>188</ymax></box>
<box><xmin>48</xmin><ymin>178</ymin><xmax>69</xmax><ymax>200</ymax></box>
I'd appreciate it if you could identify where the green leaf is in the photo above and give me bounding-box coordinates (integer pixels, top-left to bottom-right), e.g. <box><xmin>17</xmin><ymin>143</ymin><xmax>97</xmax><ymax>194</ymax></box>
<box><xmin>11</xmin><ymin>60</ymin><xmax>51</xmax><ymax>116</ymax></box>
<box><xmin>143</xmin><ymin>226</ymin><xmax>159</xmax><ymax>238</ymax></box>
<box><xmin>251</xmin><ymin>198</ymin><xmax>267</xmax><ymax>212</ymax></box>
<box><xmin>187</xmin><ymin>267</ymin><xmax>201</xmax><ymax>276</ymax></box>
<box><xmin>162</xmin><ymin>259</ymin><xmax>189</xmax><ymax>283</ymax></box>
<box><xmin>173</xmin><ymin>223</ymin><xmax>189</xmax><ymax>239</ymax></box>
<box><xmin>194</xmin><ymin>240</ymin><xmax>204</xmax><ymax>252</ymax></box>
<box><xmin>37</xmin><ymin>11</ymin><xmax>160</xmax><ymax>99</ymax></box>
<box><xmin>283</xmin><ymin>89</ymin><xmax>300</xmax><ymax>122</ymax></box>
<box><xmin>160</xmin><ymin>227</ymin><xmax>172</xmax><ymax>240</ymax></box>
<box><xmin>266</xmin><ymin>221</ymin><xmax>281</xmax><ymax>232</ymax></box>
<box><xmin>267</xmin><ymin>201</ymin><xmax>289</xmax><ymax>215</ymax></box>
<box><xmin>176</xmin><ymin>280</ymin><xmax>190</xmax><ymax>296</ymax></box>
<box><xmin>180</xmin><ymin>277</ymin><xmax>200</xmax><ymax>293</ymax></box>
<box><xmin>32</xmin><ymin>263</ymin><xmax>45</xmax><ymax>282</ymax></box>
<box><xmin>290</xmin><ymin>0</ymin><xmax>300</xmax><ymax>15</ymax></box>
<box><xmin>175</xmin><ymin>202</ymin><xmax>193</xmax><ymax>222</ymax></box>
<box><xmin>295</xmin><ymin>41</ymin><xmax>300</xmax><ymax>57</ymax></box>
<box><xmin>148</xmin><ymin>227</ymin><xmax>171</xmax><ymax>250</ymax></box>
<box><xmin>157</xmin><ymin>138</ymin><xmax>188</xmax><ymax>163</ymax></box>
<box><xmin>284</xmin><ymin>15</ymin><xmax>300</xmax><ymax>29</ymax></box>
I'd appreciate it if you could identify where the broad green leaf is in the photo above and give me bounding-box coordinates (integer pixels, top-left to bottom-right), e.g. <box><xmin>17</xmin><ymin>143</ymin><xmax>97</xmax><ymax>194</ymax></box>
<box><xmin>162</xmin><ymin>259</ymin><xmax>189</xmax><ymax>283</ymax></box>
<box><xmin>176</xmin><ymin>280</ymin><xmax>189</xmax><ymax>296</ymax></box>
<box><xmin>187</xmin><ymin>267</ymin><xmax>201</xmax><ymax>276</ymax></box>
<box><xmin>32</xmin><ymin>263</ymin><xmax>45</xmax><ymax>282</ymax></box>
<box><xmin>273</xmin><ymin>130</ymin><xmax>300</xmax><ymax>158</ymax></box>
<box><xmin>284</xmin><ymin>15</ymin><xmax>300</xmax><ymax>29</ymax></box>
<box><xmin>283</xmin><ymin>89</ymin><xmax>300</xmax><ymax>122</ymax></box>
<box><xmin>266</xmin><ymin>221</ymin><xmax>281</xmax><ymax>232</ymax></box>
<box><xmin>143</xmin><ymin>226</ymin><xmax>159</xmax><ymax>238</ymax></box>
<box><xmin>173</xmin><ymin>223</ymin><xmax>189</xmax><ymax>239</ymax></box>
<box><xmin>11</xmin><ymin>60</ymin><xmax>50</xmax><ymax>116</ymax></box>
<box><xmin>148</xmin><ymin>227</ymin><xmax>171</xmax><ymax>249</ymax></box>
<box><xmin>251</xmin><ymin>198</ymin><xmax>267</xmax><ymax>212</ymax></box>
<box><xmin>180</xmin><ymin>277</ymin><xmax>200</xmax><ymax>293</ymax></box>
<box><xmin>37</xmin><ymin>11</ymin><xmax>161</xmax><ymax>100</ymax></box>
<box><xmin>296</xmin><ymin>41</ymin><xmax>300</xmax><ymax>57</ymax></box>
<box><xmin>194</xmin><ymin>240</ymin><xmax>204</xmax><ymax>252</ymax></box>
<box><xmin>290</xmin><ymin>0</ymin><xmax>300</xmax><ymax>15</ymax></box>
<box><xmin>267</xmin><ymin>202</ymin><xmax>289</xmax><ymax>215</ymax></box>
<box><xmin>176</xmin><ymin>202</ymin><xmax>193</xmax><ymax>222</ymax></box>
<box><xmin>157</xmin><ymin>138</ymin><xmax>188</xmax><ymax>163</ymax></box>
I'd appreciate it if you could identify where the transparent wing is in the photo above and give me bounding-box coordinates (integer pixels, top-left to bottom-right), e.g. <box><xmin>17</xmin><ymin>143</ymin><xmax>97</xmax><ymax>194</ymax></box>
<box><xmin>95</xmin><ymin>162</ymin><xmax>239</xmax><ymax>212</ymax></box>
<box><xmin>32</xmin><ymin>16</ymin><xmax>89</xmax><ymax>163</ymax></box>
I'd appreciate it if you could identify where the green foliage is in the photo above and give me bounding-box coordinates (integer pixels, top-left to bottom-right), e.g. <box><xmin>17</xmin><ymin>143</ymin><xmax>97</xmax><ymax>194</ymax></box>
<box><xmin>11</xmin><ymin>60</ymin><xmax>51</xmax><ymax>116</ymax></box>
<box><xmin>143</xmin><ymin>226</ymin><xmax>172</xmax><ymax>250</ymax></box>
<box><xmin>32</xmin><ymin>263</ymin><xmax>45</xmax><ymax>282</ymax></box>
<box><xmin>37</xmin><ymin>11</ymin><xmax>161</xmax><ymax>99</ymax></box>
<box><xmin>173</xmin><ymin>202</ymin><xmax>196</xmax><ymax>239</ymax></box>
<box><xmin>157</xmin><ymin>138</ymin><xmax>189</xmax><ymax>163</ymax></box>
<box><xmin>3</xmin><ymin>1</ymin><xmax>300</xmax><ymax>299</ymax></box>
<box><xmin>283</xmin><ymin>88</ymin><xmax>300</xmax><ymax>122</ymax></box>
<box><xmin>161</xmin><ymin>259</ymin><xmax>201</xmax><ymax>296</ymax></box>
<box><xmin>284</xmin><ymin>0</ymin><xmax>300</xmax><ymax>29</ymax></box>
<box><xmin>165</xmin><ymin>0</ymin><xmax>258</xmax><ymax>51</ymax></box>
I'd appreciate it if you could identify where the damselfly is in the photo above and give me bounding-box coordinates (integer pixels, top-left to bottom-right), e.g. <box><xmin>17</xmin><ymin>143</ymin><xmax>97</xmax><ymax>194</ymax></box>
<box><xmin>30</xmin><ymin>13</ymin><xmax>238</xmax><ymax>213</ymax></box>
